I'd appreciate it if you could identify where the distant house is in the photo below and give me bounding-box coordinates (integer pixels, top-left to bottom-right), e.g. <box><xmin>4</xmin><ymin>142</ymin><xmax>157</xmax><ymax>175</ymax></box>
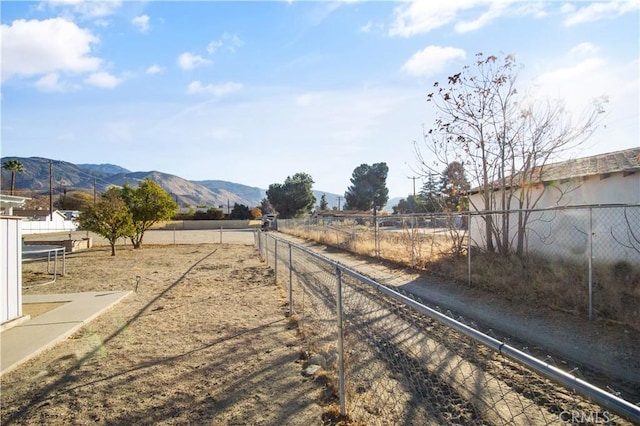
<box><xmin>0</xmin><ymin>195</ymin><xmax>29</xmax><ymax>215</ymax></box>
<box><xmin>12</xmin><ymin>209</ymin><xmax>78</xmax><ymax>235</ymax></box>
<box><xmin>468</xmin><ymin>148</ymin><xmax>640</xmax><ymax>263</ymax></box>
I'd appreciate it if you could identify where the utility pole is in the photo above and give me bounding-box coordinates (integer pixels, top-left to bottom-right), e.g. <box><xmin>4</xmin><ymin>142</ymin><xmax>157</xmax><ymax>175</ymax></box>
<box><xmin>336</xmin><ymin>196</ymin><xmax>342</xmax><ymax>211</ymax></box>
<box><xmin>408</xmin><ymin>176</ymin><xmax>419</xmax><ymax>213</ymax></box>
<box><xmin>49</xmin><ymin>160</ymin><xmax>54</xmax><ymax>220</ymax></box>
<box><xmin>408</xmin><ymin>176</ymin><xmax>419</xmax><ymax>198</ymax></box>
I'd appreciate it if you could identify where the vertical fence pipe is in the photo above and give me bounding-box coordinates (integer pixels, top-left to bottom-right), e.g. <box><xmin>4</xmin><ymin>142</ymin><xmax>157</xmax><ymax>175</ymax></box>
<box><xmin>335</xmin><ymin>267</ymin><xmax>347</xmax><ymax>416</ymax></box>
<box><xmin>588</xmin><ymin>207</ymin><xmax>593</xmax><ymax>321</ymax></box>
<box><xmin>411</xmin><ymin>216</ymin><xmax>415</xmax><ymax>268</ymax></box>
<box><xmin>288</xmin><ymin>243</ymin><xmax>294</xmax><ymax>315</ymax></box>
<box><xmin>265</xmin><ymin>234</ymin><xmax>269</xmax><ymax>266</ymax></box>
<box><xmin>219</xmin><ymin>226</ymin><xmax>223</xmax><ymax>244</ymax></box>
<box><xmin>468</xmin><ymin>211</ymin><xmax>472</xmax><ymax>287</ymax></box>
<box><xmin>173</xmin><ymin>227</ymin><xmax>176</xmax><ymax>245</ymax></box>
<box><xmin>274</xmin><ymin>239</ymin><xmax>278</xmax><ymax>283</ymax></box>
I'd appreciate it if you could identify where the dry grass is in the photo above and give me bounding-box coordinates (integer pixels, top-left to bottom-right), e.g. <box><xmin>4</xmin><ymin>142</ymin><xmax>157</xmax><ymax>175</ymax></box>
<box><xmin>282</xmin><ymin>225</ymin><xmax>639</xmax><ymax>330</ymax></box>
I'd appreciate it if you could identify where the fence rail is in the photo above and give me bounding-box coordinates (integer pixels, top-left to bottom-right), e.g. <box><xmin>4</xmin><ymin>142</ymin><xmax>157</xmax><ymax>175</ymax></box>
<box><xmin>257</xmin><ymin>231</ymin><xmax>640</xmax><ymax>425</ymax></box>
<box><xmin>277</xmin><ymin>204</ymin><xmax>640</xmax><ymax>326</ymax></box>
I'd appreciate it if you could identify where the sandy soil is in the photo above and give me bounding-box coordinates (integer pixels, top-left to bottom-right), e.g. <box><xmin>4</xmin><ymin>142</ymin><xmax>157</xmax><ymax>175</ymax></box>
<box><xmin>2</xmin><ymin>243</ymin><xmax>335</xmax><ymax>425</ymax></box>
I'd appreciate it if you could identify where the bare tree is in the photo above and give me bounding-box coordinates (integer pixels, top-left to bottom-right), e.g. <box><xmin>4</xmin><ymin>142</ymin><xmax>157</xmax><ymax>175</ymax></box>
<box><xmin>416</xmin><ymin>53</ymin><xmax>606</xmax><ymax>256</ymax></box>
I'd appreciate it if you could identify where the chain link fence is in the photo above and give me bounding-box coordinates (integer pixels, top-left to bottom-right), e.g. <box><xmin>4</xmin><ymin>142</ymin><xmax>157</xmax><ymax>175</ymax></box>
<box><xmin>257</xmin><ymin>231</ymin><xmax>640</xmax><ymax>425</ymax></box>
<box><xmin>277</xmin><ymin>204</ymin><xmax>640</xmax><ymax>326</ymax></box>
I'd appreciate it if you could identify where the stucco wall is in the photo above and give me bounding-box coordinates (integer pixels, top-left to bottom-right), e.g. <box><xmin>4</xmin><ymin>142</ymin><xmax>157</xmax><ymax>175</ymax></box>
<box><xmin>468</xmin><ymin>172</ymin><xmax>640</xmax><ymax>263</ymax></box>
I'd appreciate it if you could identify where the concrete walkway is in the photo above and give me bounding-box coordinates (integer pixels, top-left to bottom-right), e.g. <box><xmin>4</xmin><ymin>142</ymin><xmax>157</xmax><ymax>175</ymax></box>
<box><xmin>1</xmin><ymin>291</ymin><xmax>131</xmax><ymax>376</ymax></box>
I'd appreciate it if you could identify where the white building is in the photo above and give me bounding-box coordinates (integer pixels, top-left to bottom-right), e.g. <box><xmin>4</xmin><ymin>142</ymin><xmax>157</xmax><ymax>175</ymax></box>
<box><xmin>468</xmin><ymin>148</ymin><xmax>640</xmax><ymax>263</ymax></box>
<box><xmin>13</xmin><ymin>209</ymin><xmax>78</xmax><ymax>234</ymax></box>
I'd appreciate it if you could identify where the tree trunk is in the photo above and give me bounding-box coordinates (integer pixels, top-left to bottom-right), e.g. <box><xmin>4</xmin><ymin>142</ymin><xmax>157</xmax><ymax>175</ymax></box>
<box><xmin>10</xmin><ymin>172</ymin><xmax>15</xmax><ymax>196</ymax></box>
<box><xmin>110</xmin><ymin>242</ymin><xmax>116</xmax><ymax>256</ymax></box>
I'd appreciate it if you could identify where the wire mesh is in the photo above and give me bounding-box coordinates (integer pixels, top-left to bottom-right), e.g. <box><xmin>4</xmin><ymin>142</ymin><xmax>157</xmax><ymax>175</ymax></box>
<box><xmin>258</xmin><ymin>231</ymin><xmax>638</xmax><ymax>425</ymax></box>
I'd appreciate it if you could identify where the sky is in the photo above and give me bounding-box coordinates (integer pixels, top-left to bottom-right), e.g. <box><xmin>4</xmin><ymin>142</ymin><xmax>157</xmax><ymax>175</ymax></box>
<box><xmin>1</xmin><ymin>0</ymin><xmax>639</xmax><ymax>200</ymax></box>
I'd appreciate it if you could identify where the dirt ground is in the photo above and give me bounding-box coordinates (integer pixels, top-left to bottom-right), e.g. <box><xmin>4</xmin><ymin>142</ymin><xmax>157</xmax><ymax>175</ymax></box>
<box><xmin>2</xmin><ymin>243</ymin><xmax>335</xmax><ymax>425</ymax></box>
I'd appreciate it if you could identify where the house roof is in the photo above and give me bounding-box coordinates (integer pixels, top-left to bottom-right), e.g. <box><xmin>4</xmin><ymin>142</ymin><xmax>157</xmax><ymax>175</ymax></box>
<box><xmin>13</xmin><ymin>209</ymin><xmax>67</xmax><ymax>219</ymax></box>
<box><xmin>469</xmin><ymin>147</ymin><xmax>639</xmax><ymax>194</ymax></box>
<box><xmin>0</xmin><ymin>194</ymin><xmax>30</xmax><ymax>206</ymax></box>
<box><xmin>537</xmin><ymin>147</ymin><xmax>639</xmax><ymax>182</ymax></box>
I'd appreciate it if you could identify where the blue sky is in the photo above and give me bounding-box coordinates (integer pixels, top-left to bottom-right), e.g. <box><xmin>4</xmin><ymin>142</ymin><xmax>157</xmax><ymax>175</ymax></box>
<box><xmin>1</xmin><ymin>1</ymin><xmax>638</xmax><ymax>199</ymax></box>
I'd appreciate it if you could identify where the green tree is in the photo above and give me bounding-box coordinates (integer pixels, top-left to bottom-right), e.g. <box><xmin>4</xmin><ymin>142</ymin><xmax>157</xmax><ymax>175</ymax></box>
<box><xmin>392</xmin><ymin>195</ymin><xmax>422</xmax><ymax>215</ymax></box>
<box><xmin>229</xmin><ymin>203</ymin><xmax>252</xmax><ymax>220</ymax></box>
<box><xmin>121</xmin><ymin>179</ymin><xmax>178</xmax><ymax>249</ymax></box>
<box><xmin>78</xmin><ymin>187</ymin><xmax>134</xmax><ymax>256</ymax></box>
<box><xmin>266</xmin><ymin>172</ymin><xmax>316</xmax><ymax>219</ymax></box>
<box><xmin>344</xmin><ymin>163</ymin><xmax>389</xmax><ymax>212</ymax></box>
<box><xmin>260</xmin><ymin>198</ymin><xmax>276</xmax><ymax>215</ymax></box>
<box><xmin>440</xmin><ymin>161</ymin><xmax>470</xmax><ymax>211</ymax></box>
<box><xmin>2</xmin><ymin>159</ymin><xmax>25</xmax><ymax>196</ymax></box>
<box><xmin>318</xmin><ymin>194</ymin><xmax>329</xmax><ymax>211</ymax></box>
<box><xmin>419</xmin><ymin>174</ymin><xmax>443</xmax><ymax>213</ymax></box>
<box><xmin>59</xmin><ymin>191</ymin><xmax>92</xmax><ymax>211</ymax></box>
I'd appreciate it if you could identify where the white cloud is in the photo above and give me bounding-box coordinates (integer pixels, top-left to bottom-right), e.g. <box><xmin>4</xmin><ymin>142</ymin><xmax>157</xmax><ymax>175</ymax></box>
<box><xmin>207</xmin><ymin>32</ymin><xmax>244</xmax><ymax>54</ymax></box>
<box><xmin>454</xmin><ymin>2</ymin><xmax>510</xmax><ymax>33</ymax></box>
<box><xmin>186</xmin><ymin>81</ymin><xmax>243</xmax><ymax>97</ymax></box>
<box><xmin>295</xmin><ymin>93</ymin><xmax>321</xmax><ymax>106</ymax></box>
<box><xmin>38</xmin><ymin>0</ymin><xmax>123</xmax><ymax>20</ymax></box>
<box><xmin>177</xmin><ymin>52</ymin><xmax>211</xmax><ymax>70</ymax></box>
<box><xmin>145</xmin><ymin>64</ymin><xmax>163</xmax><ymax>74</ymax></box>
<box><xmin>34</xmin><ymin>73</ymin><xmax>75</xmax><ymax>92</ymax></box>
<box><xmin>564</xmin><ymin>1</ymin><xmax>640</xmax><ymax>26</ymax></box>
<box><xmin>389</xmin><ymin>1</ymin><xmax>482</xmax><ymax>37</ymax></box>
<box><xmin>132</xmin><ymin>15</ymin><xmax>150</xmax><ymax>33</ymax></box>
<box><xmin>84</xmin><ymin>71</ymin><xmax>121</xmax><ymax>88</ymax></box>
<box><xmin>359</xmin><ymin>20</ymin><xmax>373</xmax><ymax>33</ymax></box>
<box><xmin>401</xmin><ymin>46</ymin><xmax>467</xmax><ymax>78</ymax></box>
<box><xmin>389</xmin><ymin>0</ymin><xmax>546</xmax><ymax>36</ymax></box>
<box><xmin>1</xmin><ymin>18</ymin><xmax>101</xmax><ymax>81</ymax></box>
<box><xmin>569</xmin><ymin>42</ymin><xmax>599</xmax><ymax>57</ymax></box>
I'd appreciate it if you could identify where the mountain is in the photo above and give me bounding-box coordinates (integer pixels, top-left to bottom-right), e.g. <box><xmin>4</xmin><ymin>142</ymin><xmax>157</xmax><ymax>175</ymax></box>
<box><xmin>0</xmin><ymin>156</ymin><xmax>347</xmax><ymax>210</ymax></box>
<box><xmin>77</xmin><ymin>163</ymin><xmax>130</xmax><ymax>175</ymax></box>
<box><xmin>0</xmin><ymin>157</ymin><xmax>109</xmax><ymax>192</ymax></box>
<box><xmin>196</xmin><ymin>180</ymin><xmax>266</xmax><ymax>207</ymax></box>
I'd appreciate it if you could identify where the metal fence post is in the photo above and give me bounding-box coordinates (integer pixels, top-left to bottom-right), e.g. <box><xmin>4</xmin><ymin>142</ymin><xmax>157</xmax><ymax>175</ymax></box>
<box><xmin>411</xmin><ymin>216</ymin><xmax>415</xmax><ymax>269</ymax></box>
<box><xmin>219</xmin><ymin>226</ymin><xmax>223</xmax><ymax>244</ymax></box>
<box><xmin>265</xmin><ymin>234</ymin><xmax>269</xmax><ymax>266</ymax></box>
<box><xmin>289</xmin><ymin>243</ymin><xmax>294</xmax><ymax>315</ymax></box>
<box><xmin>468</xmin><ymin>211</ymin><xmax>472</xmax><ymax>287</ymax></box>
<box><xmin>335</xmin><ymin>267</ymin><xmax>347</xmax><ymax>417</ymax></box>
<box><xmin>274</xmin><ymin>239</ymin><xmax>278</xmax><ymax>283</ymax></box>
<box><xmin>588</xmin><ymin>207</ymin><xmax>593</xmax><ymax>321</ymax></box>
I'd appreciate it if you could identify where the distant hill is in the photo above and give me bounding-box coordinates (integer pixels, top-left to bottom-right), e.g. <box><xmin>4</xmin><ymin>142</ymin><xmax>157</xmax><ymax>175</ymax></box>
<box><xmin>196</xmin><ymin>180</ymin><xmax>266</xmax><ymax>207</ymax></box>
<box><xmin>0</xmin><ymin>156</ymin><xmax>347</xmax><ymax>210</ymax></box>
<box><xmin>77</xmin><ymin>163</ymin><xmax>130</xmax><ymax>175</ymax></box>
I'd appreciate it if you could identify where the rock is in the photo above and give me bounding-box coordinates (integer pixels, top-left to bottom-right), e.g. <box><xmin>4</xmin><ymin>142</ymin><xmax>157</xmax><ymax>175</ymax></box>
<box><xmin>308</xmin><ymin>354</ymin><xmax>327</xmax><ymax>369</ymax></box>
<box><xmin>303</xmin><ymin>364</ymin><xmax>322</xmax><ymax>377</ymax></box>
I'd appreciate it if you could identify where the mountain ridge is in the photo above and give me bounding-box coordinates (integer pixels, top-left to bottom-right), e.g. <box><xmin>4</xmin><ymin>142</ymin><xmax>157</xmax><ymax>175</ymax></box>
<box><xmin>0</xmin><ymin>156</ymin><xmax>345</xmax><ymax>209</ymax></box>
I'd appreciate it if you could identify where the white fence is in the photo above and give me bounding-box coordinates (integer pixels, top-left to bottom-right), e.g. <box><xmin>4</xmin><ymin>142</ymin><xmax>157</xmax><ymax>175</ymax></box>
<box><xmin>20</xmin><ymin>219</ymin><xmax>78</xmax><ymax>235</ymax></box>
<box><xmin>1</xmin><ymin>217</ymin><xmax>23</xmax><ymax>324</ymax></box>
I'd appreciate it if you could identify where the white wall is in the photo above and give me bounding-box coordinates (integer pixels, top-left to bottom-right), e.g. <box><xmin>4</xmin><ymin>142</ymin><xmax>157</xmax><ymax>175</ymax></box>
<box><xmin>20</xmin><ymin>219</ymin><xmax>78</xmax><ymax>235</ymax></box>
<box><xmin>1</xmin><ymin>217</ymin><xmax>23</xmax><ymax>324</ymax></box>
<box><xmin>468</xmin><ymin>172</ymin><xmax>640</xmax><ymax>264</ymax></box>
